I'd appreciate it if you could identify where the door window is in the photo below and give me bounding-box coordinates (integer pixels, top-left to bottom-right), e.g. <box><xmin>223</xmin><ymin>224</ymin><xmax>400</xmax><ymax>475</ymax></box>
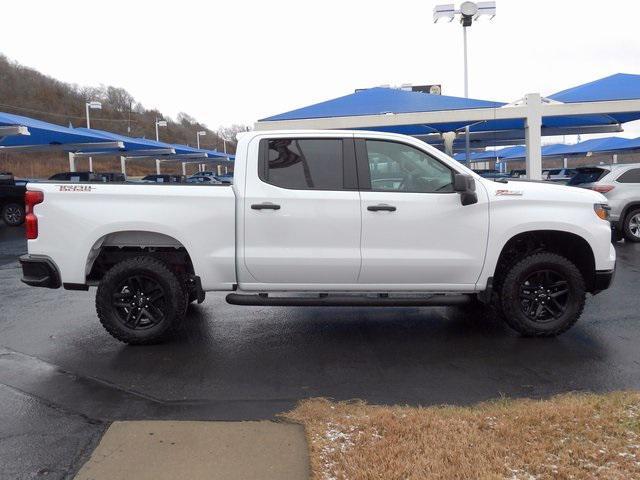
<box><xmin>260</xmin><ymin>138</ymin><xmax>344</xmax><ymax>190</ymax></box>
<box><xmin>365</xmin><ymin>140</ymin><xmax>454</xmax><ymax>193</ymax></box>
<box><xmin>617</xmin><ymin>168</ymin><xmax>640</xmax><ymax>183</ymax></box>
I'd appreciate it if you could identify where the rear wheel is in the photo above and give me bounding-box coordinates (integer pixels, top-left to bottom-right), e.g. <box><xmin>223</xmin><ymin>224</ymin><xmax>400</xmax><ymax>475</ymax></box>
<box><xmin>2</xmin><ymin>203</ymin><xmax>25</xmax><ymax>226</ymax></box>
<box><xmin>622</xmin><ymin>207</ymin><xmax>640</xmax><ymax>243</ymax></box>
<box><xmin>96</xmin><ymin>256</ymin><xmax>186</xmax><ymax>345</ymax></box>
<box><xmin>499</xmin><ymin>252</ymin><xmax>585</xmax><ymax>337</ymax></box>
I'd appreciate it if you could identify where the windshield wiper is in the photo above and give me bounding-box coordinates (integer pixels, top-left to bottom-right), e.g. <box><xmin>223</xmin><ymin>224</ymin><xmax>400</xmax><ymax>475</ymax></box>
<box><xmin>493</xmin><ymin>178</ymin><xmax>509</xmax><ymax>183</ymax></box>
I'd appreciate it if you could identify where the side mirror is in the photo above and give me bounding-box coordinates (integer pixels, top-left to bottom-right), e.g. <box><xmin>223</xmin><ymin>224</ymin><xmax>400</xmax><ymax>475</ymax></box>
<box><xmin>453</xmin><ymin>173</ymin><xmax>478</xmax><ymax>206</ymax></box>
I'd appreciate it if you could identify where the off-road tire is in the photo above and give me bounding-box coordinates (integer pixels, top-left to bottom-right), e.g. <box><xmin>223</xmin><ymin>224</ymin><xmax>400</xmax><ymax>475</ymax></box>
<box><xmin>622</xmin><ymin>207</ymin><xmax>640</xmax><ymax>243</ymax></box>
<box><xmin>2</xmin><ymin>203</ymin><xmax>25</xmax><ymax>226</ymax></box>
<box><xmin>499</xmin><ymin>252</ymin><xmax>585</xmax><ymax>337</ymax></box>
<box><xmin>96</xmin><ymin>256</ymin><xmax>186</xmax><ymax>345</ymax></box>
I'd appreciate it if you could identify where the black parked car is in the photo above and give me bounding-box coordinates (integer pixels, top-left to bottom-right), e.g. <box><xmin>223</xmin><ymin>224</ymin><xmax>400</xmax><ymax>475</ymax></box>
<box><xmin>99</xmin><ymin>172</ymin><xmax>126</xmax><ymax>182</ymax></box>
<box><xmin>186</xmin><ymin>175</ymin><xmax>223</xmax><ymax>184</ymax></box>
<box><xmin>49</xmin><ymin>171</ymin><xmax>103</xmax><ymax>182</ymax></box>
<box><xmin>0</xmin><ymin>172</ymin><xmax>27</xmax><ymax>226</ymax></box>
<box><xmin>140</xmin><ymin>174</ymin><xmax>187</xmax><ymax>184</ymax></box>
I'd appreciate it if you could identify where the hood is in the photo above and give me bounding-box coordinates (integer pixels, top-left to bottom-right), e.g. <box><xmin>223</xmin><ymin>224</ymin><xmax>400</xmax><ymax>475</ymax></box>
<box><xmin>478</xmin><ymin>178</ymin><xmax>608</xmax><ymax>204</ymax></box>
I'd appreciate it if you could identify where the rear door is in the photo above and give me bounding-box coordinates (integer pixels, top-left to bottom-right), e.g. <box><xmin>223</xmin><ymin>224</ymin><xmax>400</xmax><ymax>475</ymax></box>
<box><xmin>356</xmin><ymin>137</ymin><xmax>489</xmax><ymax>289</ymax></box>
<box><xmin>242</xmin><ymin>135</ymin><xmax>362</xmax><ymax>286</ymax></box>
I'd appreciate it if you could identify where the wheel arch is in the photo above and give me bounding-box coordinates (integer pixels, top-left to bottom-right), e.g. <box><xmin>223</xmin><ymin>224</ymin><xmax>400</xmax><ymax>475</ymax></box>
<box><xmin>620</xmin><ymin>202</ymin><xmax>640</xmax><ymax>226</ymax></box>
<box><xmin>493</xmin><ymin>230</ymin><xmax>597</xmax><ymax>293</ymax></box>
<box><xmin>85</xmin><ymin>230</ymin><xmax>196</xmax><ymax>283</ymax></box>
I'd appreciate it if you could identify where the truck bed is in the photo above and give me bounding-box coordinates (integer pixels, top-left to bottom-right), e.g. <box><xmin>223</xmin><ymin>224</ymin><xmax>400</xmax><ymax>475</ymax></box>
<box><xmin>26</xmin><ymin>182</ymin><xmax>237</xmax><ymax>290</ymax></box>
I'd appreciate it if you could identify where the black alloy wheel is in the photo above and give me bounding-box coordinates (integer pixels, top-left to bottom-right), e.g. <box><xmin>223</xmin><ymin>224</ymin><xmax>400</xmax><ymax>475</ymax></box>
<box><xmin>518</xmin><ymin>270</ymin><xmax>569</xmax><ymax>322</ymax></box>
<box><xmin>112</xmin><ymin>275</ymin><xmax>167</xmax><ymax>330</ymax></box>
<box><xmin>96</xmin><ymin>256</ymin><xmax>186</xmax><ymax>344</ymax></box>
<box><xmin>2</xmin><ymin>203</ymin><xmax>25</xmax><ymax>226</ymax></box>
<box><xmin>500</xmin><ymin>252</ymin><xmax>585</xmax><ymax>337</ymax></box>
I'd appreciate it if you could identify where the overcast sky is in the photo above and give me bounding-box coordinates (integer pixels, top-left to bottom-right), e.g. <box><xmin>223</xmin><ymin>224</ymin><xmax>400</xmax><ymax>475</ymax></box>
<box><xmin>1</xmin><ymin>0</ymin><xmax>639</xmax><ymax>139</ymax></box>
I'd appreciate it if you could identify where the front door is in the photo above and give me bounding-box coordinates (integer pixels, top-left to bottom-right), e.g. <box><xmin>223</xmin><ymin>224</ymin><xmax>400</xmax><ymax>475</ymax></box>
<box><xmin>357</xmin><ymin>138</ymin><xmax>489</xmax><ymax>289</ymax></box>
<box><xmin>242</xmin><ymin>135</ymin><xmax>362</xmax><ymax>286</ymax></box>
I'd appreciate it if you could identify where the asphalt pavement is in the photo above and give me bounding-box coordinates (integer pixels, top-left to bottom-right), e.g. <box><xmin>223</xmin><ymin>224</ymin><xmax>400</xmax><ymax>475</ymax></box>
<box><xmin>1</xmin><ymin>223</ymin><xmax>640</xmax><ymax>479</ymax></box>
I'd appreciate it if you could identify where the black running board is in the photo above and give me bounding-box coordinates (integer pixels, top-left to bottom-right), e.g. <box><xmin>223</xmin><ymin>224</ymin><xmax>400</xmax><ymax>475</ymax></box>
<box><xmin>226</xmin><ymin>293</ymin><xmax>471</xmax><ymax>307</ymax></box>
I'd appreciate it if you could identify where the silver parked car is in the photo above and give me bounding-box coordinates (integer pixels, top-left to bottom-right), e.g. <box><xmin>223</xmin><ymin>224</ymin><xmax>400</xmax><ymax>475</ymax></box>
<box><xmin>568</xmin><ymin>163</ymin><xmax>640</xmax><ymax>242</ymax></box>
<box><xmin>542</xmin><ymin>168</ymin><xmax>577</xmax><ymax>183</ymax></box>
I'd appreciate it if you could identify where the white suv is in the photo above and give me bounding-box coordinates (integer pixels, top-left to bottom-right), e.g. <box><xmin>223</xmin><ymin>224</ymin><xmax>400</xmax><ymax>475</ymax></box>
<box><xmin>568</xmin><ymin>163</ymin><xmax>640</xmax><ymax>242</ymax></box>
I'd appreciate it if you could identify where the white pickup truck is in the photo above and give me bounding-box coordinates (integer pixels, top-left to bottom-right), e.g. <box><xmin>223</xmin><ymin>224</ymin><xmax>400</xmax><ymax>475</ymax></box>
<box><xmin>20</xmin><ymin>130</ymin><xmax>616</xmax><ymax>344</ymax></box>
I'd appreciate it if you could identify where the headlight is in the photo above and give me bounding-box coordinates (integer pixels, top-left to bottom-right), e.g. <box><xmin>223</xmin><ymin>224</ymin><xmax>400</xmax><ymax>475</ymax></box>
<box><xmin>594</xmin><ymin>203</ymin><xmax>610</xmax><ymax>221</ymax></box>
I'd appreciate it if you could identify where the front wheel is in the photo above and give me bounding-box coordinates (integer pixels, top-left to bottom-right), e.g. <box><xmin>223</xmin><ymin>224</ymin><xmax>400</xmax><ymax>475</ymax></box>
<box><xmin>499</xmin><ymin>252</ymin><xmax>585</xmax><ymax>337</ymax></box>
<box><xmin>2</xmin><ymin>203</ymin><xmax>25</xmax><ymax>226</ymax></box>
<box><xmin>96</xmin><ymin>256</ymin><xmax>186</xmax><ymax>345</ymax></box>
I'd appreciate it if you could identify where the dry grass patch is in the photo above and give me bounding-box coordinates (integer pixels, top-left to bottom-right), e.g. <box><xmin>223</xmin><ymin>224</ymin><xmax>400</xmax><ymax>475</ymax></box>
<box><xmin>283</xmin><ymin>392</ymin><xmax>640</xmax><ymax>480</ymax></box>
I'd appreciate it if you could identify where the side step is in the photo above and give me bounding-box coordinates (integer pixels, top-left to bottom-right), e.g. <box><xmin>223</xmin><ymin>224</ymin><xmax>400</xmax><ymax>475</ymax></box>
<box><xmin>225</xmin><ymin>293</ymin><xmax>471</xmax><ymax>307</ymax></box>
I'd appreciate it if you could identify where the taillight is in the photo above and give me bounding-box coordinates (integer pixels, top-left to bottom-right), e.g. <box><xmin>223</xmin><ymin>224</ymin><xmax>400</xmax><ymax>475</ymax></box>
<box><xmin>25</xmin><ymin>190</ymin><xmax>44</xmax><ymax>240</ymax></box>
<box><xmin>591</xmin><ymin>184</ymin><xmax>615</xmax><ymax>193</ymax></box>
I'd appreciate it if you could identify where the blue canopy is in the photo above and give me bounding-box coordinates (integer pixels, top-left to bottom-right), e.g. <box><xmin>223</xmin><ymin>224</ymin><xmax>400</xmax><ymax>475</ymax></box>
<box><xmin>75</xmin><ymin>128</ymin><xmax>234</xmax><ymax>160</ymax></box>
<box><xmin>547</xmin><ymin>73</ymin><xmax>640</xmax><ymax>126</ymax></box>
<box><xmin>74</xmin><ymin>127</ymin><xmax>182</xmax><ymax>154</ymax></box>
<box><xmin>550</xmin><ymin>73</ymin><xmax>640</xmax><ymax>103</ymax></box>
<box><xmin>464</xmin><ymin>74</ymin><xmax>640</xmax><ymax>135</ymax></box>
<box><xmin>261</xmin><ymin>87</ymin><xmax>506</xmax><ymax>135</ymax></box>
<box><xmin>260</xmin><ymin>74</ymin><xmax>640</xmax><ymax>146</ymax></box>
<box><xmin>0</xmin><ymin>111</ymin><xmax>121</xmax><ymax>148</ymax></box>
<box><xmin>460</xmin><ymin>136</ymin><xmax>640</xmax><ymax>162</ymax></box>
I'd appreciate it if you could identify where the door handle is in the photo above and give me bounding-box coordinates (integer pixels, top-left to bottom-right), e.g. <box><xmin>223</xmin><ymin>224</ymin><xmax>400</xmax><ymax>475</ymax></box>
<box><xmin>367</xmin><ymin>204</ymin><xmax>396</xmax><ymax>212</ymax></box>
<box><xmin>251</xmin><ymin>202</ymin><xmax>281</xmax><ymax>210</ymax></box>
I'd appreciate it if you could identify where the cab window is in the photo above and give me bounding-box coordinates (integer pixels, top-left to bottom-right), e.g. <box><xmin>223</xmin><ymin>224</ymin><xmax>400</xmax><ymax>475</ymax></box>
<box><xmin>365</xmin><ymin>140</ymin><xmax>454</xmax><ymax>193</ymax></box>
<box><xmin>259</xmin><ymin>138</ymin><xmax>344</xmax><ymax>190</ymax></box>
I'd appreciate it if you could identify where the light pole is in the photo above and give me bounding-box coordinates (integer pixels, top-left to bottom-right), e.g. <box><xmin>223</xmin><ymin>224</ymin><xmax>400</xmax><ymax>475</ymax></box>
<box><xmin>85</xmin><ymin>101</ymin><xmax>102</xmax><ymax>172</ymax></box>
<box><xmin>155</xmin><ymin>119</ymin><xmax>167</xmax><ymax>142</ymax></box>
<box><xmin>434</xmin><ymin>2</ymin><xmax>496</xmax><ymax>164</ymax></box>
<box><xmin>154</xmin><ymin>119</ymin><xmax>167</xmax><ymax>174</ymax></box>
<box><xmin>196</xmin><ymin>131</ymin><xmax>206</xmax><ymax>149</ymax></box>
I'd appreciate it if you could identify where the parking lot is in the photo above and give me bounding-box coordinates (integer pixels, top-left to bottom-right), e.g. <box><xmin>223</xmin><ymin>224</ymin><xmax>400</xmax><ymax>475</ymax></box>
<box><xmin>1</xmin><ymin>224</ymin><xmax>640</xmax><ymax>477</ymax></box>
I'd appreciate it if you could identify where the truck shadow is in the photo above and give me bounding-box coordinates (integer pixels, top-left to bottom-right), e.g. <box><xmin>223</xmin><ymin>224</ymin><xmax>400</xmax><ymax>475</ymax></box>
<box><xmin>104</xmin><ymin>300</ymin><xmax>614</xmax><ymax>410</ymax></box>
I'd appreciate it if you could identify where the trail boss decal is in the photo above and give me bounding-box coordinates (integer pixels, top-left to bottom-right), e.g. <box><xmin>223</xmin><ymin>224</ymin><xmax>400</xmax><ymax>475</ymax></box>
<box><xmin>495</xmin><ymin>189</ymin><xmax>523</xmax><ymax>196</ymax></box>
<box><xmin>58</xmin><ymin>185</ymin><xmax>95</xmax><ymax>192</ymax></box>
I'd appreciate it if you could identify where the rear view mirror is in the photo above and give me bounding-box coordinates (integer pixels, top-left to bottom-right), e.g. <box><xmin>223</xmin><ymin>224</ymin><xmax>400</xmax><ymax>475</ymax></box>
<box><xmin>453</xmin><ymin>173</ymin><xmax>478</xmax><ymax>206</ymax></box>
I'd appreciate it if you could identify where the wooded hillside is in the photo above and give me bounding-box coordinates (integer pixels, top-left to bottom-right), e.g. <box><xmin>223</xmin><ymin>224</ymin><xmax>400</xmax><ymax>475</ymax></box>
<box><xmin>0</xmin><ymin>55</ymin><xmax>245</xmax><ymax>177</ymax></box>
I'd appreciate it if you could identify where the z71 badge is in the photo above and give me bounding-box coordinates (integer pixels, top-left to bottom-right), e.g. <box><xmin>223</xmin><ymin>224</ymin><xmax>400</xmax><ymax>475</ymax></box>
<box><xmin>58</xmin><ymin>185</ymin><xmax>95</xmax><ymax>192</ymax></box>
<box><xmin>495</xmin><ymin>189</ymin><xmax>523</xmax><ymax>196</ymax></box>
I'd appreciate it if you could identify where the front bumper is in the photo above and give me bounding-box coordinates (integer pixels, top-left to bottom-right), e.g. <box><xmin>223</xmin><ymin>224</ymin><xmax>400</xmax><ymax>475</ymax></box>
<box><xmin>19</xmin><ymin>255</ymin><xmax>61</xmax><ymax>289</ymax></box>
<box><xmin>592</xmin><ymin>267</ymin><xmax>615</xmax><ymax>294</ymax></box>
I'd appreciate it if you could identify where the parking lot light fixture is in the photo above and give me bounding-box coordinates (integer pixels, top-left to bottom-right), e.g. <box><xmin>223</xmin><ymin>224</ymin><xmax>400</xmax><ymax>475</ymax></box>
<box><xmin>434</xmin><ymin>1</ymin><xmax>496</xmax><ymax>163</ymax></box>
<box><xmin>155</xmin><ymin>119</ymin><xmax>168</xmax><ymax>142</ymax></box>
<box><xmin>197</xmin><ymin>131</ymin><xmax>207</xmax><ymax>149</ymax></box>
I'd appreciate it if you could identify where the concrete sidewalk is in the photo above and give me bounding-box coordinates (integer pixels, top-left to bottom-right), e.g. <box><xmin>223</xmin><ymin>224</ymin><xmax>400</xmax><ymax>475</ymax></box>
<box><xmin>74</xmin><ymin>421</ymin><xmax>309</xmax><ymax>480</ymax></box>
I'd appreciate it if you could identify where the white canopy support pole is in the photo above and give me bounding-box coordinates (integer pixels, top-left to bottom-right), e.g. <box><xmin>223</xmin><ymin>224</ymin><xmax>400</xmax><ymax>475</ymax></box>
<box><xmin>442</xmin><ymin>132</ymin><xmax>456</xmax><ymax>156</ymax></box>
<box><xmin>68</xmin><ymin>152</ymin><xmax>76</xmax><ymax>172</ymax></box>
<box><xmin>613</xmin><ymin>153</ymin><xmax>618</xmax><ymax>164</ymax></box>
<box><xmin>182</xmin><ymin>162</ymin><xmax>186</xmax><ymax>176</ymax></box>
<box><xmin>524</xmin><ymin>93</ymin><xmax>543</xmax><ymax>180</ymax></box>
<box><xmin>224</xmin><ymin>166</ymin><xmax>228</xmax><ymax>174</ymax></box>
<box><xmin>120</xmin><ymin>156</ymin><xmax>127</xmax><ymax>176</ymax></box>
<box><xmin>217</xmin><ymin>164</ymin><xmax>223</xmax><ymax>176</ymax></box>
<box><xmin>155</xmin><ymin>159</ymin><xmax>161</xmax><ymax>174</ymax></box>
<box><xmin>563</xmin><ymin>157</ymin><xmax>568</xmax><ymax>168</ymax></box>
<box><xmin>88</xmin><ymin>156</ymin><xmax>93</xmax><ymax>173</ymax></box>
